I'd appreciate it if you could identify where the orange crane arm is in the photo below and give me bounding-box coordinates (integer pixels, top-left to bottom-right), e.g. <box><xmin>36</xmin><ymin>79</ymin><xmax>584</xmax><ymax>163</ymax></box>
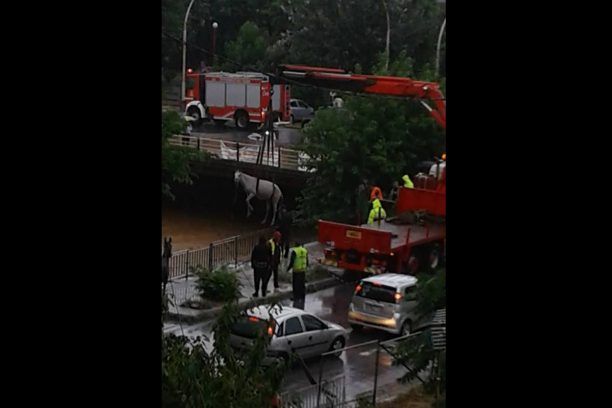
<box><xmin>278</xmin><ymin>64</ymin><xmax>446</xmax><ymax>129</ymax></box>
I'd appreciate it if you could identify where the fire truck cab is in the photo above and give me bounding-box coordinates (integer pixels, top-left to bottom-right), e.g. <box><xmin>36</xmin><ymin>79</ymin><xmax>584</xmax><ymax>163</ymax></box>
<box><xmin>184</xmin><ymin>70</ymin><xmax>291</xmax><ymax>130</ymax></box>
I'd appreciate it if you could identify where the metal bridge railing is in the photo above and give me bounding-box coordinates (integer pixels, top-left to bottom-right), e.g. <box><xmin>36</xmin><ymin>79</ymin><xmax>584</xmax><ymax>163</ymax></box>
<box><xmin>168</xmin><ymin>134</ymin><xmax>311</xmax><ymax>172</ymax></box>
<box><xmin>166</xmin><ymin>228</ymin><xmax>273</xmax><ymax>280</ymax></box>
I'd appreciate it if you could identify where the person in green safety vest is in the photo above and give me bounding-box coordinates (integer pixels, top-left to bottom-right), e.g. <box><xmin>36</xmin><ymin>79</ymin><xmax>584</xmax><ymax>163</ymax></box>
<box><xmin>287</xmin><ymin>242</ymin><xmax>308</xmax><ymax>308</ymax></box>
<box><xmin>268</xmin><ymin>230</ymin><xmax>282</xmax><ymax>290</ymax></box>
<box><xmin>402</xmin><ymin>174</ymin><xmax>414</xmax><ymax>189</ymax></box>
<box><xmin>368</xmin><ymin>198</ymin><xmax>387</xmax><ymax>225</ymax></box>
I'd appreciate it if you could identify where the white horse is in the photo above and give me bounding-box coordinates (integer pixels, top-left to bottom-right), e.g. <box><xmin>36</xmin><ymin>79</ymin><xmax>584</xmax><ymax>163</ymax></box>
<box><xmin>234</xmin><ymin>170</ymin><xmax>283</xmax><ymax>225</ymax></box>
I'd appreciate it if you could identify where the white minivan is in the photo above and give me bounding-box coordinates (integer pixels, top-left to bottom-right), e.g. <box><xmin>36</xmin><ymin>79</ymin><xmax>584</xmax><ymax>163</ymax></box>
<box><xmin>348</xmin><ymin>274</ymin><xmax>419</xmax><ymax>336</ymax></box>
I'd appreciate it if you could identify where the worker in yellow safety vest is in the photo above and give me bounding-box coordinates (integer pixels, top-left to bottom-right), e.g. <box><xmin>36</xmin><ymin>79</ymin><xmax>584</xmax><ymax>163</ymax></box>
<box><xmin>268</xmin><ymin>231</ymin><xmax>282</xmax><ymax>290</ymax></box>
<box><xmin>287</xmin><ymin>242</ymin><xmax>308</xmax><ymax>308</ymax></box>
<box><xmin>402</xmin><ymin>174</ymin><xmax>414</xmax><ymax>189</ymax></box>
<box><xmin>368</xmin><ymin>198</ymin><xmax>387</xmax><ymax>224</ymax></box>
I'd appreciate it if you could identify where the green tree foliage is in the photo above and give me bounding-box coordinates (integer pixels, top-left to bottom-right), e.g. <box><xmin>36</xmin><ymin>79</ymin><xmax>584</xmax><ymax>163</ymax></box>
<box><xmin>162</xmin><ymin>1</ymin><xmax>444</xmax><ymax>94</ymax></box>
<box><xmin>392</xmin><ymin>268</ymin><xmax>446</xmax><ymax>402</ymax></box>
<box><xmin>296</xmin><ymin>53</ymin><xmax>444</xmax><ymax>224</ymax></box>
<box><xmin>162</xmin><ymin>300</ymin><xmax>286</xmax><ymax>407</ymax></box>
<box><xmin>415</xmin><ymin>268</ymin><xmax>446</xmax><ymax>318</ymax></box>
<box><xmin>162</xmin><ymin>111</ymin><xmax>207</xmax><ymax>199</ymax></box>
<box><xmin>161</xmin><ymin>0</ymin><xmax>184</xmax><ymax>83</ymax></box>
<box><xmin>222</xmin><ymin>21</ymin><xmax>267</xmax><ymax>71</ymax></box>
<box><xmin>281</xmin><ymin>0</ymin><xmax>444</xmax><ymax>73</ymax></box>
<box><xmin>393</xmin><ymin>329</ymin><xmax>445</xmax><ymax>393</ymax></box>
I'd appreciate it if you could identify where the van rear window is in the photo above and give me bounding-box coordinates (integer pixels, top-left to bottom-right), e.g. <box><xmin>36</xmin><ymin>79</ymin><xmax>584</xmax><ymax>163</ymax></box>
<box><xmin>357</xmin><ymin>282</ymin><xmax>397</xmax><ymax>303</ymax></box>
<box><xmin>230</xmin><ymin>317</ymin><xmax>268</xmax><ymax>339</ymax></box>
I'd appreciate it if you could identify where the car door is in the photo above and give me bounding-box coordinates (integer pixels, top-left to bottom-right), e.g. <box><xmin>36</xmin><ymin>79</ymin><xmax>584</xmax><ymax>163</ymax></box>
<box><xmin>290</xmin><ymin>100</ymin><xmax>300</xmax><ymax>120</ymax></box>
<box><xmin>299</xmin><ymin>101</ymin><xmax>313</xmax><ymax>119</ymax></box>
<box><xmin>282</xmin><ymin>316</ymin><xmax>311</xmax><ymax>358</ymax></box>
<box><xmin>296</xmin><ymin>101</ymin><xmax>308</xmax><ymax>120</ymax></box>
<box><xmin>300</xmin><ymin>314</ymin><xmax>332</xmax><ymax>357</ymax></box>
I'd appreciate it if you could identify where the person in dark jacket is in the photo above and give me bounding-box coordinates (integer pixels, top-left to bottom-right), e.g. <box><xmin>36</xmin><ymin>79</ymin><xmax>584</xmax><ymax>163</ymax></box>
<box><xmin>278</xmin><ymin>207</ymin><xmax>292</xmax><ymax>259</ymax></box>
<box><xmin>251</xmin><ymin>236</ymin><xmax>271</xmax><ymax>297</ymax></box>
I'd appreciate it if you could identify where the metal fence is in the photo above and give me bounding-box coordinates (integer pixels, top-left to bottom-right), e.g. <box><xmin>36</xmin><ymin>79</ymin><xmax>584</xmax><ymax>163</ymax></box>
<box><xmin>167</xmin><ymin>228</ymin><xmax>273</xmax><ymax>279</ymax></box>
<box><xmin>280</xmin><ymin>375</ymin><xmax>345</xmax><ymax>408</ymax></box>
<box><xmin>168</xmin><ymin>134</ymin><xmax>309</xmax><ymax>171</ymax></box>
<box><xmin>280</xmin><ymin>331</ymin><xmax>441</xmax><ymax>408</ymax></box>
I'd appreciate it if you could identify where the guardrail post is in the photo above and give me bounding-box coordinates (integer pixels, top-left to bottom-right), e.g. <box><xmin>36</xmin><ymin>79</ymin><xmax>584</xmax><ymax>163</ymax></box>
<box><xmin>316</xmin><ymin>355</ymin><xmax>326</xmax><ymax>408</ymax></box>
<box><xmin>185</xmin><ymin>250</ymin><xmax>190</xmax><ymax>280</ymax></box>
<box><xmin>236</xmin><ymin>142</ymin><xmax>240</xmax><ymax>162</ymax></box>
<box><xmin>234</xmin><ymin>236</ymin><xmax>238</xmax><ymax>267</ymax></box>
<box><xmin>208</xmin><ymin>243</ymin><xmax>213</xmax><ymax>271</ymax></box>
<box><xmin>372</xmin><ymin>340</ymin><xmax>381</xmax><ymax>405</ymax></box>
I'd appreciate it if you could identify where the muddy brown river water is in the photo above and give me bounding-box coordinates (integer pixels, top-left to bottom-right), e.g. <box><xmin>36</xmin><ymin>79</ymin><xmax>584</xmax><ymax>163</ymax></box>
<box><xmin>162</xmin><ymin>205</ymin><xmax>315</xmax><ymax>251</ymax></box>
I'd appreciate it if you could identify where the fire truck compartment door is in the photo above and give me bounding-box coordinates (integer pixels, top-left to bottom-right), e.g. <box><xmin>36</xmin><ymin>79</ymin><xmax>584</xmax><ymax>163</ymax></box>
<box><xmin>247</xmin><ymin>84</ymin><xmax>260</xmax><ymax>108</ymax></box>
<box><xmin>227</xmin><ymin>83</ymin><xmax>246</xmax><ymax>107</ymax></box>
<box><xmin>206</xmin><ymin>81</ymin><xmax>226</xmax><ymax>107</ymax></box>
<box><xmin>272</xmin><ymin>85</ymin><xmax>281</xmax><ymax>110</ymax></box>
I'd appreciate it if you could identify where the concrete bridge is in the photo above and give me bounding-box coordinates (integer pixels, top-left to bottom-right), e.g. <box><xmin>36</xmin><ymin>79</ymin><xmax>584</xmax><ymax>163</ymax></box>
<box><xmin>168</xmin><ymin>134</ymin><xmax>311</xmax><ymax>188</ymax></box>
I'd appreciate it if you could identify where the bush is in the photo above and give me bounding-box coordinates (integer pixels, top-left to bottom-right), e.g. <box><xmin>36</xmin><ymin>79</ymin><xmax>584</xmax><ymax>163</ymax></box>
<box><xmin>194</xmin><ymin>265</ymin><xmax>241</xmax><ymax>302</ymax></box>
<box><xmin>162</xmin><ymin>301</ymin><xmax>286</xmax><ymax>408</ymax></box>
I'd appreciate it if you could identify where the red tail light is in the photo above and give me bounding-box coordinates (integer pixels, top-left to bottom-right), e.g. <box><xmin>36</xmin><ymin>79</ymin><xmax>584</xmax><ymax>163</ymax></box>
<box><xmin>267</xmin><ymin>326</ymin><xmax>274</xmax><ymax>336</ymax></box>
<box><xmin>248</xmin><ymin>316</ymin><xmax>259</xmax><ymax>322</ymax></box>
<box><xmin>355</xmin><ymin>284</ymin><xmax>362</xmax><ymax>294</ymax></box>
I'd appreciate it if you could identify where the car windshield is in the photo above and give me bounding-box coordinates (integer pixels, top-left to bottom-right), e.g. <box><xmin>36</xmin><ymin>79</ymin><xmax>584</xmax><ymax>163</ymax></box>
<box><xmin>357</xmin><ymin>282</ymin><xmax>397</xmax><ymax>303</ymax></box>
<box><xmin>230</xmin><ymin>316</ymin><xmax>269</xmax><ymax>339</ymax></box>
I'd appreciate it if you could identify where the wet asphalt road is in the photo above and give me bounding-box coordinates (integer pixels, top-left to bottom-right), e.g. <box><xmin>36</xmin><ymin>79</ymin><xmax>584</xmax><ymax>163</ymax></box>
<box><xmin>163</xmin><ymin>282</ymin><xmax>415</xmax><ymax>402</ymax></box>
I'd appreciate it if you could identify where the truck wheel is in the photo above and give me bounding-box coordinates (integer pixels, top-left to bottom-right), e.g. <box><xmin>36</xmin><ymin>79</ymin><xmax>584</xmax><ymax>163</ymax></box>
<box><xmin>187</xmin><ymin>107</ymin><xmax>202</xmax><ymax>124</ymax></box>
<box><xmin>235</xmin><ymin>110</ymin><xmax>249</xmax><ymax>129</ymax></box>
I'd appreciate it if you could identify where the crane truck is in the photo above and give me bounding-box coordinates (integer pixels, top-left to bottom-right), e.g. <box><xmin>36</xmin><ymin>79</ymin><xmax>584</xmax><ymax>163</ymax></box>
<box><xmin>277</xmin><ymin>65</ymin><xmax>446</xmax><ymax>275</ymax></box>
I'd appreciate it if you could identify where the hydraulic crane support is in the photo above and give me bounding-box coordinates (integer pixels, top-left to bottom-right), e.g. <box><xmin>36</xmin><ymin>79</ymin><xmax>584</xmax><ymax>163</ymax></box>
<box><xmin>278</xmin><ymin>64</ymin><xmax>446</xmax><ymax>129</ymax></box>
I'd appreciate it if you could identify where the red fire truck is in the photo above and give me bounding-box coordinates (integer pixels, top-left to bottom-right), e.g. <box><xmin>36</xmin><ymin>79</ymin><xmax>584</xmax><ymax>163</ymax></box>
<box><xmin>277</xmin><ymin>65</ymin><xmax>446</xmax><ymax>275</ymax></box>
<box><xmin>184</xmin><ymin>69</ymin><xmax>291</xmax><ymax>129</ymax></box>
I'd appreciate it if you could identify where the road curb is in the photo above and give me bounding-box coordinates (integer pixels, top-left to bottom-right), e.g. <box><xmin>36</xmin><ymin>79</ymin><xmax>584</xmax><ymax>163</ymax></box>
<box><xmin>166</xmin><ymin>276</ymin><xmax>340</xmax><ymax>324</ymax></box>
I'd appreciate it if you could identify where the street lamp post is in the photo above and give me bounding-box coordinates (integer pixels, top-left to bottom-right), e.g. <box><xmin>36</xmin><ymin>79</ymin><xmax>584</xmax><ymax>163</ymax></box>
<box><xmin>435</xmin><ymin>18</ymin><xmax>446</xmax><ymax>78</ymax></box>
<box><xmin>181</xmin><ymin>0</ymin><xmax>197</xmax><ymax>105</ymax></box>
<box><xmin>211</xmin><ymin>21</ymin><xmax>218</xmax><ymax>67</ymax></box>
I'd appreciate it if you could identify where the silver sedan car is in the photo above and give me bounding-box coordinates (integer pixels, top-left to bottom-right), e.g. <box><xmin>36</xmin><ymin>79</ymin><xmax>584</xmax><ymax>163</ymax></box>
<box><xmin>230</xmin><ymin>305</ymin><xmax>348</xmax><ymax>360</ymax></box>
